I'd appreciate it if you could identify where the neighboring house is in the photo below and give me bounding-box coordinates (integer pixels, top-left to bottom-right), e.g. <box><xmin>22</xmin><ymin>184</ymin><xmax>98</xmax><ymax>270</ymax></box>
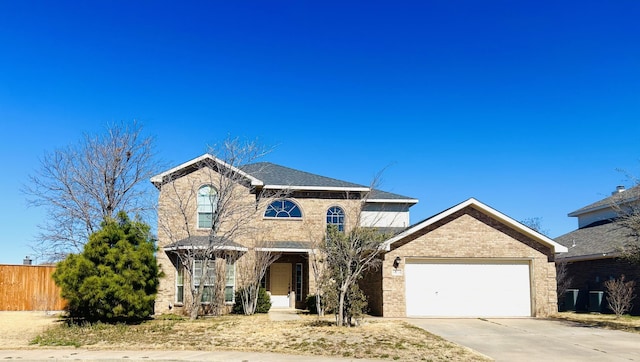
<box><xmin>556</xmin><ymin>186</ymin><xmax>640</xmax><ymax>315</ymax></box>
<box><xmin>152</xmin><ymin>154</ymin><xmax>565</xmax><ymax>318</ymax></box>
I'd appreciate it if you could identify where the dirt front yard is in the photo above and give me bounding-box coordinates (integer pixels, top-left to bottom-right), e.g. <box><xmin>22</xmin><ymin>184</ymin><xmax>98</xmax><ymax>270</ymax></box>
<box><xmin>0</xmin><ymin>311</ymin><xmax>61</xmax><ymax>348</ymax></box>
<box><xmin>22</xmin><ymin>313</ymin><xmax>489</xmax><ymax>361</ymax></box>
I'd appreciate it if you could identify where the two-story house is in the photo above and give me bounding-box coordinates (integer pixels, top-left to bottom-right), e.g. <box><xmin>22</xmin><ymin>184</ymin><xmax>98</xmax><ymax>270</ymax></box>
<box><xmin>152</xmin><ymin>154</ymin><xmax>565</xmax><ymax>318</ymax></box>
<box><xmin>556</xmin><ymin>186</ymin><xmax>640</xmax><ymax>314</ymax></box>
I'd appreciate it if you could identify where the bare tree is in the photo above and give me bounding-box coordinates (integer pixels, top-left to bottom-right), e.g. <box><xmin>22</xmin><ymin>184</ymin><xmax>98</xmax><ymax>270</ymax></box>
<box><xmin>520</xmin><ymin>217</ymin><xmax>550</xmax><ymax>236</ymax></box>
<box><xmin>24</xmin><ymin>121</ymin><xmax>158</xmax><ymax>262</ymax></box>
<box><xmin>321</xmin><ymin>176</ymin><xmax>391</xmax><ymax>327</ymax></box>
<box><xmin>604</xmin><ymin>275</ymin><xmax>636</xmax><ymax>318</ymax></box>
<box><xmin>555</xmin><ymin>260</ymin><xmax>573</xmax><ymax>308</ymax></box>
<box><xmin>236</xmin><ymin>239</ymin><xmax>280</xmax><ymax>315</ymax></box>
<box><xmin>306</xmin><ymin>228</ymin><xmax>327</xmax><ymax>317</ymax></box>
<box><xmin>608</xmin><ymin>185</ymin><xmax>640</xmax><ymax>264</ymax></box>
<box><xmin>323</xmin><ymin>226</ymin><xmax>387</xmax><ymax>326</ymax></box>
<box><xmin>156</xmin><ymin>138</ymin><xmax>284</xmax><ymax>319</ymax></box>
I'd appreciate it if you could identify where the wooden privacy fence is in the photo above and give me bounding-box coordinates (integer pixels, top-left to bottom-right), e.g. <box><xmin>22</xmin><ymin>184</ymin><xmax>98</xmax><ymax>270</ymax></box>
<box><xmin>0</xmin><ymin>264</ymin><xmax>66</xmax><ymax>311</ymax></box>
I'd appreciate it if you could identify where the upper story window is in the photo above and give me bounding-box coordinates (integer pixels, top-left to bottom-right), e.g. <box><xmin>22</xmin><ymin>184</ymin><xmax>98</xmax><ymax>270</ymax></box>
<box><xmin>326</xmin><ymin>206</ymin><xmax>345</xmax><ymax>232</ymax></box>
<box><xmin>264</xmin><ymin>199</ymin><xmax>302</xmax><ymax>218</ymax></box>
<box><xmin>197</xmin><ymin>185</ymin><xmax>218</xmax><ymax>228</ymax></box>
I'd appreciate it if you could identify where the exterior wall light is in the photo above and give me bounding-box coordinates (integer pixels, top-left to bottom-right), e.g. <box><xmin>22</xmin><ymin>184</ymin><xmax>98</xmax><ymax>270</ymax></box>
<box><xmin>393</xmin><ymin>256</ymin><xmax>401</xmax><ymax>269</ymax></box>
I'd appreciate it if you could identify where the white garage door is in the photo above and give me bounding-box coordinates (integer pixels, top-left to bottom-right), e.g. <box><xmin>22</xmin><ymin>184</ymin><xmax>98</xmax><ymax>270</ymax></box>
<box><xmin>405</xmin><ymin>260</ymin><xmax>532</xmax><ymax>317</ymax></box>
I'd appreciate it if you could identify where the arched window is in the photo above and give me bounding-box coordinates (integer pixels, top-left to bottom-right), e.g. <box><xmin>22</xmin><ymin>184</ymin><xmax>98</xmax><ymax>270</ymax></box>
<box><xmin>197</xmin><ymin>185</ymin><xmax>218</xmax><ymax>228</ymax></box>
<box><xmin>326</xmin><ymin>206</ymin><xmax>345</xmax><ymax>232</ymax></box>
<box><xmin>264</xmin><ymin>199</ymin><xmax>302</xmax><ymax>218</ymax></box>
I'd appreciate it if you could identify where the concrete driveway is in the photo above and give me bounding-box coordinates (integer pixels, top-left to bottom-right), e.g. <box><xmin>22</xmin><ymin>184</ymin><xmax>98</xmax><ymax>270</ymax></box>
<box><xmin>407</xmin><ymin>318</ymin><xmax>640</xmax><ymax>361</ymax></box>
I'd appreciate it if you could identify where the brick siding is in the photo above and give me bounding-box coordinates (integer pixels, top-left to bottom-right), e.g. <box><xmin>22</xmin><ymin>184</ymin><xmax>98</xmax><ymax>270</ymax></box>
<box><xmin>563</xmin><ymin>258</ymin><xmax>640</xmax><ymax>315</ymax></box>
<box><xmin>379</xmin><ymin>207</ymin><xmax>558</xmax><ymax>317</ymax></box>
<box><xmin>155</xmin><ymin>166</ymin><xmax>362</xmax><ymax>314</ymax></box>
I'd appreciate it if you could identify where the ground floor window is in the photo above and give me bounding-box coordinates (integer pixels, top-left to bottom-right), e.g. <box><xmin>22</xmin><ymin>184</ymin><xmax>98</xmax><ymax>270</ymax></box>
<box><xmin>179</xmin><ymin>258</ymin><xmax>235</xmax><ymax>304</ymax></box>
<box><xmin>296</xmin><ymin>263</ymin><xmax>303</xmax><ymax>302</ymax></box>
<box><xmin>194</xmin><ymin>260</ymin><xmax>216</xmax><ymax>303</ymax></box>
<box><xmin>225</xmin><ymin>259</ymin><xmax>235</xmax><ymax>303</ymax></box>
<box><xmin>176</xmin><ymin>267</ymin><xmax>184</xmax><ymax>304</ymax></box>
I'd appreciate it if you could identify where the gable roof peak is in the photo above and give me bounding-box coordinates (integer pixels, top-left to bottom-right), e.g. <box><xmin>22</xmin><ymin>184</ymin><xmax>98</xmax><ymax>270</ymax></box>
<box><xmin>151</xmin><ymin>154</ymin><xmax>418</xmax><ymax>203</ymax></box>
<box><xmin>382</xmin><ymin>198</ymin><xmax>567</xmax><ymax>253</ymax></box>
<box><xmin>567</xmin><ymin>184</ymin><xmax>640</xmax><ymax>217</ymax></box>
<box><xmin>150</xmin><ymin>153</ymin><xmax>263</xmax><ymax>188</ymax></box>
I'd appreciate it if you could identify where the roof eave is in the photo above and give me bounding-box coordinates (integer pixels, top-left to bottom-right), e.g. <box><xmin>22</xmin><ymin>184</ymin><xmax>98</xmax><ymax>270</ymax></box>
<box><xmin>568</xmin><ymin>195</ymin><xmax>640</xmax><ymax>217</ymax></box>
<box><xmin>262</xmin><ymin>185</ymin><xmax>370</xmax><ymax>192</ymax></box>
<box><xmin>366</xmin><ymin>198</ymin><xmax>419</xmax><ymax>204</ymax></box>
<box><xmin>163</xmin><ymin>245</ymin><xmax>249</xmax><ymax>252</ymax></box>
<box><xmin>383</xmin><ymin>198</ymin><xmax>568</xmax><ymax>253</ymax></box>
<box><xmin>150</xmin><ymin>154</ymin><xmax>264</xmax><ymax>188</ymax></box>
<box><xmin>557</xmin><ymin>252</ymin><xmax>621</xmax><ymax>262</ymax></box>
<box><xmin>255</xmin><ymin>247</ymin><xmax>315</xmax><ymax>253</ymax></box>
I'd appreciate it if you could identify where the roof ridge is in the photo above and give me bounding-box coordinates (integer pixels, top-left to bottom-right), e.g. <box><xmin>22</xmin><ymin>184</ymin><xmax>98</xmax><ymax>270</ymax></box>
<box><xmin>568</xmin><ymin>184</ymin><xmax>640</xmax><ymax>217</ymax></box>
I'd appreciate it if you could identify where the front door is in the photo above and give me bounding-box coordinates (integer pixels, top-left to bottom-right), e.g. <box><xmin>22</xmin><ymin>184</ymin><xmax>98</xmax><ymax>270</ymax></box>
<box><xmin>270</xmin><ymin>263</ymin><xmax>291</xmax><ymax>308</ymax></box>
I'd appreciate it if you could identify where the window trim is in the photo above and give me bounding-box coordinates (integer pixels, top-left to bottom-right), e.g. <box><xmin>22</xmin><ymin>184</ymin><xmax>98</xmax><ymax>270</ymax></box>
<box><xmin>197</xmin><ymin>184</ymin><xmax>218</xmax><ymax>229</ymax></box>
<box><xmin>326</xmin><ymin>205</ymin><xmax>345</xmax><ymax>232</ymax></box>
<box><xmin>295</xmin><ymin>263</ymin><xmax>303</xmax><ymax>302</ymax></box>
<box><xmin>190</xmin><ymin>258</ymin><xmax>236</xmax><ymax>305</ymax></box>
<box><xmin>193</xmin><ymin>259</ymin><xmax>216</xmax><ymax>304</ymax></box>
<box><xmin>264</xmin><ymin>199</ymin><xmax>303</xmax><ymax>219</ymax></box>
<box><xmin>176</xmin><ymin>265</ymin><xmax>184</xmax><ymax>305</ymax></box>
<box><xmin>224</xmin><ymin>259</ymin><xmax>235</xmax><ymax>304</ymax></box>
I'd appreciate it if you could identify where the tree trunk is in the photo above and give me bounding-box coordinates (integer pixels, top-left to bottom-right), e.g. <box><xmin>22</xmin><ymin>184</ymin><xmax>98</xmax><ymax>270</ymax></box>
<box><xmin>337</xmin><ymin>286</ymin><xmax>346</xmax><ymax>327</ymax></box>
<box><xmin>189</xmin><ymin>285</ymin><xmax>204</xmax><ymax>320</ymax></box>
<box><xmin>316</xmin><ymin>293</ymin><xmax>324</xmax><ymax>317</ymax></box>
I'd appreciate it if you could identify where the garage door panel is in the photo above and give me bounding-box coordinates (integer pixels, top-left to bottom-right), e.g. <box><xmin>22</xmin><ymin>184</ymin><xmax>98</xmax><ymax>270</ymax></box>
<box><xmin>405</xmin><ymin>261</ymin><xmax>531</xmax><ymax>317</ymax></box>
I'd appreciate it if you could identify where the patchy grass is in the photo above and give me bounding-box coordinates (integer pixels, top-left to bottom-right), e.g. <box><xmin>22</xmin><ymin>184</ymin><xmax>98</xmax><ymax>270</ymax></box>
<box><xmin>30</xmin><ymin>314</ymin><xmax>489</xmax><ymax>361</ymax></box>
<box><xmin>552</xmin><ymin>312</ymin><xmax>640</xmax><ymax>334</ymax></box>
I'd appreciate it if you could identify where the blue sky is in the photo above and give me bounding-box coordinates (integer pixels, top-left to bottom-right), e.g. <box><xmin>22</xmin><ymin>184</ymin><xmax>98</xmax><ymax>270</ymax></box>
<box><xmin>1</xmin><ymin>1</ymin><xmax>639</xmax><ymax>264</ymax></box>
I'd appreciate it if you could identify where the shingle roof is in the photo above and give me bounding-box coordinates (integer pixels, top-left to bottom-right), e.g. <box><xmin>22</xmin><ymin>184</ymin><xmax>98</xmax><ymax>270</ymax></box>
<box><xmin>164</xmin><ymin>236</ymin><xmax>247</xmax><ymax>251</ymax></box>
<box><xmin>568</xmin><ymin>185</ymin><xmax>640</xmax><ymax>217</ymax></box>
<box><xmin>264</xmin><ymin>241</ymin><xmax>314</xmax><ymax>250</ymax></box>
<box><xmin>151</xmin><ymin>154</ymin><xmax>417</xmax><ymax>202</ymax></box>
<box><xmin>242</xmin><ymin>162</ymin><xmax>417</xmax><ymax>202</ymax></box>
<box><xmin>555</xmin><ymin>220</ymin><xmax>635</xmax><ymax>259</ymax></box>
<box><xmin>368</xmin><ymin>189</ymin><xmax>417</xmax><ymax>202</ymax></box>
<box><xmin>241</xmin><ymin>162</ymin><xmax>367</xmax><ymax>189</ymax></box>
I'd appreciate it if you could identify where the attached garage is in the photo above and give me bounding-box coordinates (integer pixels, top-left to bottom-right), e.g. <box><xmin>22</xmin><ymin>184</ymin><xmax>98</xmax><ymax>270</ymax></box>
<box><xmin>374</xmin><ymin>198</ymin><xmax>568</xmax><ymax>318</ymax></box>
<box><xmin>404</xmin><ymin>259</ymin><xmax>532</xmax><ymax>317</ymax></box>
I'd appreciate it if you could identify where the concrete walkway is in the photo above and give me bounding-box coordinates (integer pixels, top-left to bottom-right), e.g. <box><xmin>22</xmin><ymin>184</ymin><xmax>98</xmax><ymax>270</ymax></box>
<box><xmin>0</xmin><ymin>349</ymin><xmax>380</xmax><ymax>362</ymax></box>
<box><xmin>268</xmin><ymin>308</ymin><xmax>301</xmax><ymax>321</ymax></box>
<box><xmin>407</xmin><ymin>318</ymin><xmax>640</xmax><ymax>362</ymax></box>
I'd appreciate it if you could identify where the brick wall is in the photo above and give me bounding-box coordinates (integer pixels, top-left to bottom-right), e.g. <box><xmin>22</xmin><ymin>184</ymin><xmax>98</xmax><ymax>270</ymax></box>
<box><xmin>155</xmin><ymin>166</ymin><xmax>363</xmax><ymax>314</ymax></box>
<box><xmin>381</xmin><ymin>207</ymin><xmax>558</xmax><ymax>317</ymax></box>
<box><xmin>360</xmin><ymin>261</ymin><xmax>383</xmax><ymax>316</ymax></box>
<box><xmin>563</xmin><ymin>258</ymin><xmax>640</xmax><ymax>315</ymax></box>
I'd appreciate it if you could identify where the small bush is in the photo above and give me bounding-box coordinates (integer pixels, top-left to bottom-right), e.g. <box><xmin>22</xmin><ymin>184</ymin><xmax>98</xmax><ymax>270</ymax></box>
<box><xmin>604</xmin><ymin>275</ymin><xmax>637</xmax><ymax>318</ymax></box>
<box><xmin>306</xmin><ymin>294</ymin><xmax>318</xmax><ymax>314</ymax></box>
<box><xmin>256</xmin><ymin>287</ymin><xmax>272</xmax><ymax>313</ymax></box>
<box><xmin>232</xmin><ymin>287</ymin><xmax>272</xmax><ymax>314</ymax></box>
